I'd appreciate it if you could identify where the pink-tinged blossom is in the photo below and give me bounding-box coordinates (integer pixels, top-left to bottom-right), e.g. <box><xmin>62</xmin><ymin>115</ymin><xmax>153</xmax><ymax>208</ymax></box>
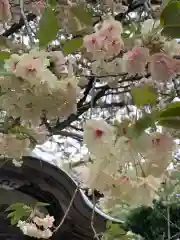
<box><xmin>119</xmin><ymin>175</ymin><xmax>129</xmax><ymax>184</ymax></box>
<box><xmin>50</xmin><ymin>51</ymin><xmax>67</xmax><ymax>74</ymax></box>
<box><xmin>0</xmin><ymin>0</ymin><xmax>11</xmax><ymax>22</ymax></box>
<box><xmin>33</xmin><ymin>215</ymin><xmax>54</xmax><ymax>229</ymax></box>
<box><xmin>83</xmin><ymin>119</ymin><xmax>114</xmax><ymax>159</ymax></box>
<box><xmin>83</xmin><ymin>33</ymin><xmax>103</xmax><ymax>54</ymax></box>
<box><xmin>4</xmin><ymin>54</ymin><xmax>21</xmax><ymax>73</ymax></box>
<box><xmin>99</xmin><ymin>17</ymin><xmax>123</xmax><ymax>36</ymax></box>
<box><xmin>103</xmin><ymin>36</ymin><xmax>124</xmax><ymax>57</ymax></box>
<box><xmin>173</xmin><ymin>59</ymin><xmax>180</xmax><ymax>74</ymax></box>
<box><xmin>31</xmin><ymin>0</ymin><xmax>45</xmax><ymax>16</ymax></box>
<box><xmin>150</xmin><ymin>132</ymin><xmax>174</xmax><ymax>154</ymax></box>
<box><xmin>83</xmin><ymin>17</ymin><xmax>123</xmax><ymax>59</ymax></box>
<box><xmin>15</xmin><ymin>56</ymin><xmax>43</xmax><ymax>81</ymax></box>
<box><xmin>50</xmin><ymin>51</ymin><xmax>66</xmax><ymax>66</ymax></box>
<box><xmin>149</xmin><ymin>53</ymin><xmax>176</xmax><ymax>82</ymax></box>
<box><xmin>124</xmin><ymin>47</ymin><xmax>149</xmax><ymax>75</ymax></box>
<box><xmin>144</xmin><ymin>132</ymin><xmax>174</xmax><ymax>177</ymax></box>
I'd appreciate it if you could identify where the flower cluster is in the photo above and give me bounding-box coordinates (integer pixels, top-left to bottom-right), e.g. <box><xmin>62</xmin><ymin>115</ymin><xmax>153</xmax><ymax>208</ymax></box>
<box><xmin>1</xmin><ymin>49</ymin><xmax>80</xmax><ymax>125</ymax></box>
<box><xmin>0</xmin><ymin>122</ymin><xmax>48</xmax><ymax>162</ymax></box>
<box><xmin>83</xmin><ymin>16</ymin><xmax>124</xmax><ymax>59</ymax></box>
<box><xmin>0</xmin><ymin>0</ymin><xmax>11</xmax><ymax>22</ymax></box>
<box><xmin>83</xmin><ymin>119</ymin><xmax>175</xmax><ymax>208</ymax></box>
<box><xmin>91</xmin><ymin>18</ymin><xmax>180</xmax><ymax>88</ymax></box>
<box><xmin>0</xmin><ymin>133</ymin><xmax>30</xmax><ymax>159</ymax></box>
<box><xmin>1</xmin><ymin>3</ymin><xmax>180</xmax><ymax>238</ymax></box>
<box><xmin>30</xmin><ymin>0</ymin><xmax>45</xmax><ymax>16</ymax></box>
<box><xmin>18</xmin><ymin>215</ymin><xmax>54</xmax><ymax>239</ymax></box>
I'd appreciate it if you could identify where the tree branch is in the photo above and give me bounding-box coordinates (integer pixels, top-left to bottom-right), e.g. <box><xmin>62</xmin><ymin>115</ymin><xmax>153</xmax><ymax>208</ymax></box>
<box><xmin>53</xmin><ymin>130</ymin><xmax>83</xmax><ymax>141</ymax></box>
<box><xmin>2</xmin><ymin>13</ymin><xmax>36</xmax><ymax>37</ymax></box>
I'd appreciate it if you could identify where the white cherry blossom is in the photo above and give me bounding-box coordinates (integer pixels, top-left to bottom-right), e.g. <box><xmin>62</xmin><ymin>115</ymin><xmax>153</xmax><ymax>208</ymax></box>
<box><xmin>141</xmin><ymin>19</ymin><xmax>160</xmax><ymax>37</ymax></box>
<box><xmin>123</xmin><ymin>47</ymin><xmax>149</xmax><ymax>75</ymax></box>
<box><xmin>149</xmin><ymin>53</ymin><xmax>177</xmax><ymax>82</ymax></box>
<box><xmin>4</xmin><ymin>54</ymin><xmax>21</xmax><ymax>73</ymax></box>
<box><xmin>33</xmin><ymin>215</ymin><xmax>55</xmax><ymax>229</ymax></box>
<box><xmin>0</xmin><ymin>0</ymin><xmax>11</xmax><ymax>22</ymax></box>
<box><xmin>83</xmin><ymin>119</ymin><xmax>115</xmax><ymax>159</ymax></box>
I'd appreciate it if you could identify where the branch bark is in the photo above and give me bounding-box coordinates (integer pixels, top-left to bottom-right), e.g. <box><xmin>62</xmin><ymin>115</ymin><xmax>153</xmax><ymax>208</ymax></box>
<box><xmin>2</xmin><ymin>13</ymin><xmax>36</xmax><ymax>37</ymax></box>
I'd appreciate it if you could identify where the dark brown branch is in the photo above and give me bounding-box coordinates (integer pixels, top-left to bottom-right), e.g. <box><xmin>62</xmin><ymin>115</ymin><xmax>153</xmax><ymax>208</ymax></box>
<box><xmin>2</xmin><ymin>13</ymin><xmax>36</xmax><ymax>37</ymax></box>
<box><xmin>52</xmin><ymin>84</ymin><xmax>119</xmax><ymax>134</ymax></box>
<box><xmin>52</xmin><ymin>103</ymin><xmax>90</xmax><ymax>133</ymax></box>
<box><xmin>53</xmin><ymin>130</ymin><xmax>83</xmax><ymax>141</ymax></box>
<box><xmin>78</xmin><ymin>76</ymin><xmax>95</xmax><ymax>107</ymax></box>
<box><xmin>97</xmin><ymin>102</ymin><xmax>128</xmax><ymax>108</ymax></box>
<box><xmin>51</xmin><ymin>84</ymin><xmax>122</xmax><ymax>133</ymax></box>
<box><xmin>69</xmin><ymin>125</ymin><xmax>83</xmax><ymax>132</ymax></box>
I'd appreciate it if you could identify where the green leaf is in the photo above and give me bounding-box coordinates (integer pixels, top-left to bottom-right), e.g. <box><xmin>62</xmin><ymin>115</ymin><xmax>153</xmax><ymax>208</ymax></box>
<box><xmin>7</xmin><ymin>212</ymin><xmax>16</xmax><ymax>218</ymax></box>
<box><xmin>0</xmin><ymin>71</ymin><xmax>12</xmax><ymax>76</ymax></box>
<box><xmin>37</xmin><ymin>7</ymin><xmax>59</xmax><ymax>47</ymax></box>
<box><xmin>159</xmin><ymin>102</ymin><xmax>180</xmax><ymax>118</ymax></box>
<box><xmin>6</xmin><ymin>203</ymin><xmax>25</xmax><ymax>211</ymax></box>
<box><xmin>14</xmin><ymin>208</ymin><xmax>30</xmax><ymax>220</ymax></box>
<box><xmin>161</xmin><ymin>0</ymin><xmax>176</xmax><ymax>11</ymax></box>
<box><xmin>0</xmin><ymin>51</ymin><xmax>11</xmax><ymax>61</ymax></box>
<box><xmin>36</xmin><ymin>202</ymin><xmax>50</xmax><ymax>207</ymax></box>
<box><xmin>131</xmin><ymin>85</ymin><xmax>157</xmax><ymax>107</ymax></box>
<box><xmin>62</xmin><ymin>38</ymin><xmax>83</xmax><ymax>54</ymax></box>
<box><xmin>11</xmin><ymin>218</ymin><xmax>18</xmax><ymax>225</ymax></box>
<box><xmin>6</xmin><ymin>205</ymin><xmax>31</xmax><ymax>226</ymax></box>
<box><xmin>131</xmin><ymin>114</ymin><xmax>156</xmax><ymax>136</ymax></box>
<box><xmin>105</xmin><ymin>222</ymin><xmax>126</xmax><ymax>240</ymax></box>
<box><xmin>70</xmin><ymin>5</ymin><xmax>93</xmax><ymax>26</ymax></box>
<box><xmin>170</xmin><ymin>170</ymin><xmax>180</xmax><ymax>181</ymax></box>
<box><xmin>160</xmin><ymin>1</ymin><xmax>180</xmax><ymax>38</ymax></box>
<box><xmin>48</xmin><ymin>0</ymin><xmax>56</xmax><ymax>6</ymax></box>
<box><xmin>106</xmin><ymin>221</ymin><xmax>113</xmax><ymax>228</ymax></box>
<box><xmin>158</xmin><ymin>119</ymin><xmax>180</xmax><ymax>129</ymax></box>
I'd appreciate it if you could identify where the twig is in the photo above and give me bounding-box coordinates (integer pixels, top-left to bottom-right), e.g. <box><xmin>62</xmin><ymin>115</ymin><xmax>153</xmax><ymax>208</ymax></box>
<box><xmin>2</xmin><ymin>13</ymin><xmax>36</xmax><ymax>37</ymax></box>
<box><xmin>172</xmin><ymin>78</ymin><xmax>180</xmax><ymax>98</ymax></box>
<box><xmin>167</xmin><ymin>205</ymin><xmax>171</xmax><ymax>240</ymax></box>
<box><xmin>169</xmin><ymin>231</ymin><xmax>180</xmax><ymax>240</ymax></box>
<box><xmin>53</xmin><ymin>185</ymin><xmax>79</xmax><ymax>233</ymax></box>
<box><xmin>19</xmin><ymin>0</ymin><xmax>35</xmax><ymax>46</ymax></box>
<box><xmin>79</xmin><ymin>73</ymin><xmax>127</xmax><ymax>79</ymax></box>
<box><xmin>91</xmin><ymin>191</ymin><xmax>100</xmax><ymax>240</ymax></box>
<box><xmin>53</xmin><ymin>130</ymin><xmax>83</xmax><ymax>141</ymax></box>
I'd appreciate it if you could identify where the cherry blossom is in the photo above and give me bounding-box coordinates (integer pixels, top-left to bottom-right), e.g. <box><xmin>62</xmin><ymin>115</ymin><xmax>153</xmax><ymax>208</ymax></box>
<box><xmin>163</xmin><ymin>39</ymin><xmax>180</xmax><ymax>56</ymax></box>
<box><xmin>123</xmin><ymin>47</ymin><xmax>149</xmax><ymax>75</ymax></box>
<box><xmin>141</xmin><ymin>19</ymin><xmax>160</xmax><ymax>37</ymax></box>
<box><xmin>50</xmin><ymin>51</ymin><xmax>67</xmax><ymax>75</ymax></box>
<box><xmin>4</xmin><ymin>54</ymin><xmax>21</xmax><ymax>73</ymax></box>
<box><xmin>149</xmin><ymin>53</ymin><xmax>177</xmax><ymax>82</ymax></box>
<box><xmin>33</xmin><ymin>215</ymin><xmax>55</xmax><ymax>229</ymax></box>
<box><xmin>83</xmin><ymin>119</ymin><xmax>114</xmax><ymax>158</ymax></box>
<box><xmin>83</xmin><ymin>33</ymin><xmax>103</xmax><ymax>55</ymax></box>
<box><xmin>18</xmin><ymin>221</ymin><xmax>53</xmax><ymax>239</ymax></box>
<box><xmin>0</xmin><ymin>0</ymin><xmax>11</xmax><ymax>22</ymax></box>
<box><xmin>2</xmin><ymin>1</ymin><xmax>180</xmax><ymax>227</ymax></box>
<box><xmin>1</xmin><ymin>50</ymin><xmax>80</xmax><ymax>124</ymax></box>
<box><xmin>30</xmin><ymin>0</ymin><xmax>45</xmax><ymax>16</ymax></box>
<box><xmin>83</xmin><ymin>16</ymin><xmax>124</xmax><ymax>59</ymax></box>
<box><xmin>144</xmin><ymin>132</ymin><xmax>174</xmax><ymax>177</ymax></box>
<box><xmin>15</xmin><ymin>56</ymin><xmax>45</xmax><ymax>82</ymax></box>
<box><xmin>100</xmin><ymin>16</ymin><xmax>123</xmax><ymax>36</ymax></box>
<box><xmin>0</xmin><ymin>133</ymin><xmax>30</xmax><ymax>159</ymax></box>
<box><xmin>12</xmin><ymin>158</ymin><xmax>23</xmax><ymax>167</ymax></box>
<box><xmin>103</xmin><ymin>35</ymin><xmax>124</xmax><ymax>58</ymax></box>
<box><xmin>100</xmin><ymin>174</ymin><xmax>162</xmax><ymax>208</ymax></box>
